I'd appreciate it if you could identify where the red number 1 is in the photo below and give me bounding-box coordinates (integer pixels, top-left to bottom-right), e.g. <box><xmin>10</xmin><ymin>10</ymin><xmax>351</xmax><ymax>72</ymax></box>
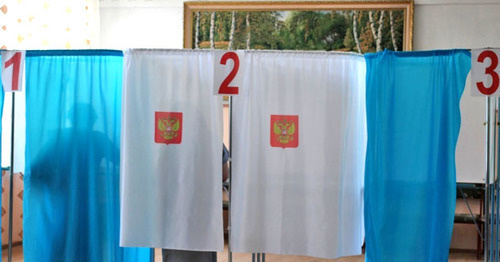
<box><xmin>476</xmin><ymin>50</ymin><xmax>500</xmax><ymax>95</ymax></box>
<box><xmin>4</xmin><ymin>52</ymin><xmax>21</xmax><ymax>91</ymax></box>
<box><xmin>218</xmin><ymin>52</ymin><xmax>239</xmax><ymax>95</ymax></box>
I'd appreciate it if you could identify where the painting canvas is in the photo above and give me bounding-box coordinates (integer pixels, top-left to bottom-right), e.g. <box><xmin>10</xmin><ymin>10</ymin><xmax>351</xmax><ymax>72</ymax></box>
<box><xmin>184</xmin><ymin>1</ymin><xmax>413</xmax><ymax>53</ymax></box>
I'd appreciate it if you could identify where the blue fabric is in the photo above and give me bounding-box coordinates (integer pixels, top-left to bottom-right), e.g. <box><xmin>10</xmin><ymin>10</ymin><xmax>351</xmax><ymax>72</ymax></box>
<box><xmin>24</xmin><ymin>50</ymin><xmax>150</xmax><ymax>262</ymax></box>
<box><xmin>364</xmin><ymin>50</ymin><xmax>471</xmax><ymax>262</ymax></box>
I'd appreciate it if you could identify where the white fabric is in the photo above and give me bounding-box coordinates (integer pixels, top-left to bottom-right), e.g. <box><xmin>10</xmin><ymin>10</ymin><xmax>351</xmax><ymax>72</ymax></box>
<box><xmin>120</xmin><ymin>49</ymin><xmax>223</xmax><ymax>251</ymax></box>
<box><xmin>231</xmin><ymin>51</ymin><xmax>366</xmax><ymax>259</ymax></box>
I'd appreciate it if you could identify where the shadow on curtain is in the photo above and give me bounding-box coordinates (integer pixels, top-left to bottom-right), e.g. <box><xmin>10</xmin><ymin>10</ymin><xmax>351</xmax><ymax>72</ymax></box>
<box><xmin>23</xmin><ymin>50</ymin><xmax>150</xmax><ymax>262</ymax></box>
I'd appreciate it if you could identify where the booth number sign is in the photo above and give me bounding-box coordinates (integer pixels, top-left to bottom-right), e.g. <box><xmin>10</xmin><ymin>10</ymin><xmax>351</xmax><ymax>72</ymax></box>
<box><xmin>1</xmin><ymin>51</ymin><xmax>25</xmax><ymax>92</ymax></box>
<box><xmin>214</xmin><ymin>51</ymin><xmax>244</xmax><ymax>96</ymax></box>
<box><xmin>472</xmin><ymin>49</ymin><xmax>500</xmax><ymax>97</ymax></box>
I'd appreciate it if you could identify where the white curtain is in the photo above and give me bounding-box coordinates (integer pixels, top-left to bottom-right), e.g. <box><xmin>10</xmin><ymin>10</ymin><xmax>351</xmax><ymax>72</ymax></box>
<box><xmin>120</xmin><ymin>49</ymin><xmax>224</xmax><ymax>251</ymax></box>
<box><xmin>0</xmin><ymin>0</ymin><xmax>99</xmax><ymax>49</ymax></box>
<box><xmin>231</xmin><ymin>51</ymin><xmax>366</xmax><ymax>259</ymax></box>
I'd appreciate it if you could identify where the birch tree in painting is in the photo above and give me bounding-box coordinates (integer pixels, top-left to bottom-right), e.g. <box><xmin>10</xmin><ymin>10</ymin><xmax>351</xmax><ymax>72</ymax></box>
<box><xmin>228</xmin><ymin>11</ymin><xmax>236</xmax><ymax>50</ymax></box>
<box><xmin>376</xmin><ymin>11</ymin><xmax>385</xmax><ymax>51</ymax></box>
<box><xmin>246</xmin><ymin>13</ymin><xmax>251</xmax><ymax>49</ymax></box>
<box><xmin>368</xmin><ymin>11</ymin><xmax>386</xmax><ymax>52</ymax></box>
<box><xmin>389</xmin><ymin>11</ymin><xmax>398</xmax><ymax>51</ymax></box>
<box><xmin>210</xmin><ymin>11</ymin><xmax>215</xmax><ymax>49</ymax></box>
<box><xmin>195</xmin><ymin>11</ymin><xmax>200</xmax><ymax>49</ymax></box>
<box><xmin>352</xmin><ymin>11</ymin><xmax>362</xmax><ymax>53</ymax></box>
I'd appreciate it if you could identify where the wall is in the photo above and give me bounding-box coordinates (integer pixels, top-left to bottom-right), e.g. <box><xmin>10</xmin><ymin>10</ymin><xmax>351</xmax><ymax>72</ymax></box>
<box><xmin>99</xmin><ymin>0</ymin><xmax>184</xmax><ymax>49</ymax></box>
<box><xmin>99</xmin><ymin>0</ymin><xmax>500</xmax><ymax>251</ymax></box>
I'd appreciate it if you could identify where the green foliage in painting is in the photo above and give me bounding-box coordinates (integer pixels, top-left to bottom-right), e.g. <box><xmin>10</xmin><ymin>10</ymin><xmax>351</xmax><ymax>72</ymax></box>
<box><xmin>192</xmin><ymin>10</ymin><xmax>405</xmax><ymax>53</ymax></box>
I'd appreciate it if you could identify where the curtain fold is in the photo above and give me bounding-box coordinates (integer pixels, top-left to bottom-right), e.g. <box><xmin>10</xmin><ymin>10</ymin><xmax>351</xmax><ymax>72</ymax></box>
<box><xmin>120</xmin><ymin>49</ymin><xmax>224</xmax><ymax>251</ymax></box>
<box><xmin>231</xmin><ymin>51</ymin><xmax>366</xmax><ymax>259</ymax></box>
<box><xmin>24</xmin><ymin>50</ymin><xmax>149</xmax><ymax>262</ymax></box>
<box><xmin>364</xmin><ymin>49</ymin><xmax>471</xmax><ymax>262</ymax></box>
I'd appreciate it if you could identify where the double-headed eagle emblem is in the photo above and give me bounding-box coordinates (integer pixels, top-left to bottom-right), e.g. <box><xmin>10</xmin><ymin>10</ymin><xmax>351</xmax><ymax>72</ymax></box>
<box><xmin>157</xmin><ymin>117</ymin><xmax>180</xmax><ymax>140</ymax></box>
<box><xmin>273</xmin><ymin>120</ymin><xmax>296</xmax><ymax>144</ymax></box>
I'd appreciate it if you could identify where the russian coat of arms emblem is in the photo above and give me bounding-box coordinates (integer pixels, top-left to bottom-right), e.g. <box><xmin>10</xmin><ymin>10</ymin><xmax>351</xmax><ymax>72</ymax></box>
<box><xmin>155</xmin><ymin>112</ymin><xmax>183</xmax><ymax>145</ymax></box>
<box><xmin>270</xmin><ymin>115</ymin><xmax>299</xmax><ymax>148</ymax></box>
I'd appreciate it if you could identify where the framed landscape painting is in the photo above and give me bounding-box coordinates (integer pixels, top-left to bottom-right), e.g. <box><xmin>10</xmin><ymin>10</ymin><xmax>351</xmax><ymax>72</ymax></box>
<box><xmin>184</xmin><ymin>1</ymin><xmax>413</xmax><ymax>53</ymax></box>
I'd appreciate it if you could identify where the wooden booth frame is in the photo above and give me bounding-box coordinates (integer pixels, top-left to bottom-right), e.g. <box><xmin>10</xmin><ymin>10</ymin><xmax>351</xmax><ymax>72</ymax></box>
<box><xmin>184</xmin><ymin>1</ymin><xmax>413</xmax><ymax>52</ymax></box>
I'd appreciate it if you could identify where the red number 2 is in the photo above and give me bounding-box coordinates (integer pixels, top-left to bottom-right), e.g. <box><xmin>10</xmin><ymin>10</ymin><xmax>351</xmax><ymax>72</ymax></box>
<box><xmin>4</xmin><ymin>52</ymin><xmax>21</xmax><ymax>91</ymax></box>
<box><xmin>476</xmin><ymin>50</ymin><xmax>500</xmax><ymax>95</ymax></box>
<box><xmin>218</xmin><ymin>52</ymin><xmax>239</xmax><ymax>95</ymax></box>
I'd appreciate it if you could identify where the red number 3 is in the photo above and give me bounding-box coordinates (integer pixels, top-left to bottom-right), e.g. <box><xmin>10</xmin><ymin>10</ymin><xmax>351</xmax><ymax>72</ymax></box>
<box><xmin>476</xmin><ymin>50</ymin><xmax>500</xmax><ymax>95</ymax></box>
<box><xmin>218</xmin><ymin>52</ymin><xmax>239</xmax><ymax>95</ymax></box>
<box><xmin>4</xmin><ymin>52</ymin><xmax>22</xmax><ymax>91</ymax></box>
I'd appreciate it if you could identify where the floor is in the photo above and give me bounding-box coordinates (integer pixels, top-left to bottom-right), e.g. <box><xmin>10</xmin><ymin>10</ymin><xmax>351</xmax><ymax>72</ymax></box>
<box><xmin>2</xmin><ymin>245</ymin><xmax>482</xmax><ymax>261</ymax></box>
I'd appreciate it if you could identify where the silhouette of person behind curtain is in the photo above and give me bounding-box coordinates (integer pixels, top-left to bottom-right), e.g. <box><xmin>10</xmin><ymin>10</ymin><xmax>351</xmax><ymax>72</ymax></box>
<box><xmin>29</xmin><ymin>103</ymin><xmax>119</xmax><ymax>261</ymax></box>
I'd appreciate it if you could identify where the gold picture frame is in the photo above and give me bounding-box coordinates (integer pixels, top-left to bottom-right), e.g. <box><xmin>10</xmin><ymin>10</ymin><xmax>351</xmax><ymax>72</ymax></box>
<box><xmin>184</xmin><ymin>1</ymin><xmax>413</xmax><ymax>52</ymax></box>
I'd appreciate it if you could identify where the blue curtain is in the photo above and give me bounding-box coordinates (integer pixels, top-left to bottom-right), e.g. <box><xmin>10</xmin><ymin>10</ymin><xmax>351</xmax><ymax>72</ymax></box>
<box><xmin>364</xmin><ymin>50</ymin><xmax>471</xmax><ymax>262</ymax></box>
<box><xmin>24</xmin><ymin>50</ymin><xmax>150</xmax><ymax>262</ymax></box>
